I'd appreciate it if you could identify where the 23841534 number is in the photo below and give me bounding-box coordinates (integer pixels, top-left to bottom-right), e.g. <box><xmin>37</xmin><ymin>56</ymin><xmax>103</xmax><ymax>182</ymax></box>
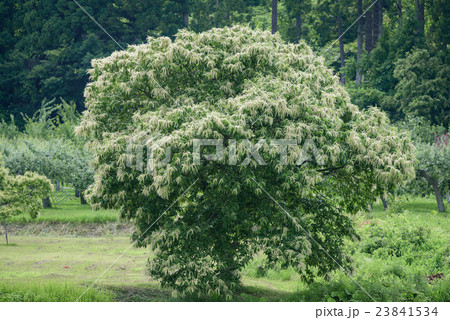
<box><xmin>375</xmin><ymin>307</ymin><xmax>438</xmax><ymax>317</ymax></box>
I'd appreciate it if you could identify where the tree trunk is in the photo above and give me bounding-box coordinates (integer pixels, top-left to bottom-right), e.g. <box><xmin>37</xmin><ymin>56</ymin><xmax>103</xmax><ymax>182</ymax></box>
<box><xmin>271</xmin><ymin>0</ymin><xmax>278</xmax><ymax>34</ymax></box>
<box><xmin>446</xmin><ymin>193</ymin><xmax>450</xmax><ymax>207</ymax></box>
<box><xmin>372</xmin><ymin>1</ymin><xmax>382</xmax><ymax>48</ymax></box>
<box><xmin>80</xmin><ymin>193</ymin><xmax>87</xmax><ymax>205</ymax></box>
<box><xmin>372</xmin><ymin>4</ymin><xmax>379</xmax><ymax>47</ymax></box>
<box><xmin>434</xmin><ymin>186</ymin><xmax>445</xmax><ymax>212</ymax></box>
<box><xmin>397</xmin><ymin>0</ymin><xmax>402</xmax><ymax>25</ymax></box>
<box><xmin>75</xmin><ymin>188</ymin><xmax>80</xmax><ymax>198</ymax></box>
<box><xmin>337</xmin><ymin>14</ymin><xmax>346</xmax><ymax>84</ymax></box>
<box><xmin>369</xmin><ymin>203</ymin><xmax>373</xmax><ymax>212</ymax></box>
<box><xmin>42</xmin><ymin>196</ymin><xmax>52</xmax><ymax>208</ymax></box>
<box><xmin>418</xmin><ymin>170</ymin><xmax>446</xmax><ymax>212</ymax></box>
<box><xmin>183</xmin><ymin>0</ymin><xmax>189</xmax><ymax>30</ymax></box>
<box><xmin>356</xmin><ymin>0</ymin><xmax>363</xmax><ymax>84</ymax></box>
<box><xmin>377</xmin><ymin>0</ymin><xmax>383</xmax><ymax>40</ymax></box>
<box><xmin>415</xmin><ymin>0</ymin><xmax>424</xmax><ymax>36</ymax></box>
<box><xmin>55</xmin><ymin>181</ymin><xmax>60</xmax><ymax>191</ymax></box>
<box><xmin>381</xmin><ymin>197</ymin><xmax>388</xmax><ymax>210</ymax></box>
<box><xmin>3</xmin><ymin>221</ymin><xmax>8</xmax><ymax>245</ymax></box>
<box><xmin>183</xmin><ymin>11</ymin><xmax>189</xmax><ymax>29</ymax></box>
<box><xmin>365</xmin><ymin>7</ymin><xmax>373</xmax><ymax>53</ymax></box>
<box><xmin>214</xmin><ymin>0</ymin><xmax>219</xmax><ymax>27</ymax></box>
<box><xmin>295</xmin><ymin>13</ymin><xmax>302</xmax><ymax>43</ymax></box>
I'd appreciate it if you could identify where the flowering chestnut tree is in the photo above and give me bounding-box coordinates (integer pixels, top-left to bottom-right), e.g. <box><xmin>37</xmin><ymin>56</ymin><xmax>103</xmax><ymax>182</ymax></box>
<box><xmin>77</xmin><ymin>26</ymin><xmax>415</xmax><ymax>298</ymax></box>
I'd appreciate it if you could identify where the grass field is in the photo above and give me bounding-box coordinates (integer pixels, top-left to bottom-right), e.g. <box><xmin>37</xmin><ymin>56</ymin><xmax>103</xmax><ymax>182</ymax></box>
<box><xmin>0</xmin><ymin>196</ymin><xmax>448</xmax><ymax>301</ymax></box>
<box><xmin>8</xmin><ymin>196</ymin><xmax>118</xmax><ymax>223</ymax></box>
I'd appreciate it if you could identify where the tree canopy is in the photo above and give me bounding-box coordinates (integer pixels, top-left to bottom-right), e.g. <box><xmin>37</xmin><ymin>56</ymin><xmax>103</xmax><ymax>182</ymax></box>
<box><xmin>77</xmin><ymin>26</ymin><xmax>415</xmax><ymax>297</ymax></box>
<box><xmin>391</xmin><ymin>49</ymin><xmax>449</xmax><ymax>127</ymax></box>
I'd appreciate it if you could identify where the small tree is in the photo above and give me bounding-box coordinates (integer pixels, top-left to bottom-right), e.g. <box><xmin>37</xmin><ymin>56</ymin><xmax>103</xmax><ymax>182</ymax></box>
<box><xmin>397</xmin><ymin>117</ymin><xmax>449</xmax><ymax>212</ymax></box>
<box><xmin>0</xmin><ymin>160</ymin><xmax>52</xmax><ymax>244</ymax></box>
<box><xmin>78</xmin><ymin>26</ymin><xmax>415</xmax><ymax>298</ymax></box>
<box><xmin>416</xmin><ymin>134</ymin><xmax>450</xmax><ymax>212</ymax></box>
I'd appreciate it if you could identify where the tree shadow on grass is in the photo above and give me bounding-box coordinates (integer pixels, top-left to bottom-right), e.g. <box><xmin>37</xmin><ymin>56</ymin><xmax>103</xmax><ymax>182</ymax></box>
<box><xmin>104</xmin><ymin>283</ymin><xmax>300</xmax><ymax>302</ymax></box>
<box><xmin>236</xmin><ymin>285</ymin><xmax>300</xmax><ymax>302</ymax></box>
<box><xmin>104</xmin><ymin>284</ymin><xmax>171</xmax><ymax>302</ymax></box>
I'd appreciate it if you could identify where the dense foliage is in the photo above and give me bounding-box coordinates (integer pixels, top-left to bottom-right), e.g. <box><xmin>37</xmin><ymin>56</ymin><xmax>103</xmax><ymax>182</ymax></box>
<box><xmin>0</xmin><ymin>137</ymin><xmax>93</xmax><ymax>194</ymax></box>
<box><xmin>2</xmin><ymin>1</ymin><xmax>449</xmax><ymax>129</ymax></box>
<box><xmin>0</xmin><ymin>99</ymin><xmax>93</xmax><ymax>205</ymax></box>
<box><xmin>390</xmin><ymin>49</ymin><xmax>449</xmax><ymax>127</ymax></box>
<box><xmin>78</xmin><ymin>26</ymin><xmax>415</xmax><ymax>297</ymax></box>
<box><xmin>300</xmin><ymin>210</ymin><xmax>450</xmax><ymax>302</ymax></box>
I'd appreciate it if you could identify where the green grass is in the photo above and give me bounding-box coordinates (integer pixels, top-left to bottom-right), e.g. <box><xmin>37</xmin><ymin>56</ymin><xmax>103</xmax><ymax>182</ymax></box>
<box><xmin>0</xmin><ymin>197</ymin><xmax>448</xmax><ymax>301</ymax></box>
<box><xmin>0</xmin><ymin>282</ymin><xmax>114</xmax><ymax>302</ymax></box>
<box><xmin>0</xmin><ymin>236</ymin><xmax>150</xmax><ymax>285</ymax></box>
<box><xmin>0</xmin><ymin>236</ymin><xmax>163</xmax><ymax>301</ymax></box>
<box><xmin>8</xmin><ymin>197</ymin><xmax>119</xmax><ymax>223</ymax></box>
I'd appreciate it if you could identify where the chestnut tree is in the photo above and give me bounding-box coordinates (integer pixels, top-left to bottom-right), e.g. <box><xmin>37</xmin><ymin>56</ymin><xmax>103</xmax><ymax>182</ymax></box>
<box><xmin>77</xmin><ymin>26</ymin><xmax>415</xmax><ymax>298</ymax></box>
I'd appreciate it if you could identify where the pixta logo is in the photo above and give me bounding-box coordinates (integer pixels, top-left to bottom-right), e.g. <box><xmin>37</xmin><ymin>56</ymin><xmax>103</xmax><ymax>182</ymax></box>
<box><xmin>193</xmin><ymin>138</ymin><xmax>325</xmax><ymax>166</ymax></box>
<box><xmin>126</xmin><ymin>135</ymin><xmax>325</xmax><ymax>173</ymax></box>
<box><xmin>125</xmin><ymin>132</ymin><xmax>171</xmax><ymax>173</ymax></box>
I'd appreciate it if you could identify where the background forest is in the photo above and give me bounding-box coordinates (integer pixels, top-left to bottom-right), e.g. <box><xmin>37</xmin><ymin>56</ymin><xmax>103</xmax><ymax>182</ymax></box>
<box><xmin>0</xmin><ymin>0</ymin><xmax>449</xmax><ymax>127</ymax></box>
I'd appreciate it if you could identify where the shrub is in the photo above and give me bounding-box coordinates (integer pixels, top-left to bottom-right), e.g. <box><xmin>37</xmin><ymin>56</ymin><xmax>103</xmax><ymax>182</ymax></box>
<box><xmin>0</xmin><ymin>158</ymin><xmax>52</xmax><ymax>243</ymax></box>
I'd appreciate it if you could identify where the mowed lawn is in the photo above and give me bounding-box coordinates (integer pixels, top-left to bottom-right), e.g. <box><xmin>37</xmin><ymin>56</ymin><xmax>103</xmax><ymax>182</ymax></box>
<box><xmin>0</xmin><ymin>235</ymin><xmax>303</xmax><ymax>301</ymax></box>
<box><xmin>0</xmin><ymin>196</ymin><xmax>448</xmax><ymax>301</ymax></box>
<box><xmin>8</xmin><ymin>193</ymin><xmax>118</xmax><ymax>223</ymax></box>
<box><xmin>0</xmin><ymin>236</ymin><xmax>162</xmax><ymax>301</ymax></box>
